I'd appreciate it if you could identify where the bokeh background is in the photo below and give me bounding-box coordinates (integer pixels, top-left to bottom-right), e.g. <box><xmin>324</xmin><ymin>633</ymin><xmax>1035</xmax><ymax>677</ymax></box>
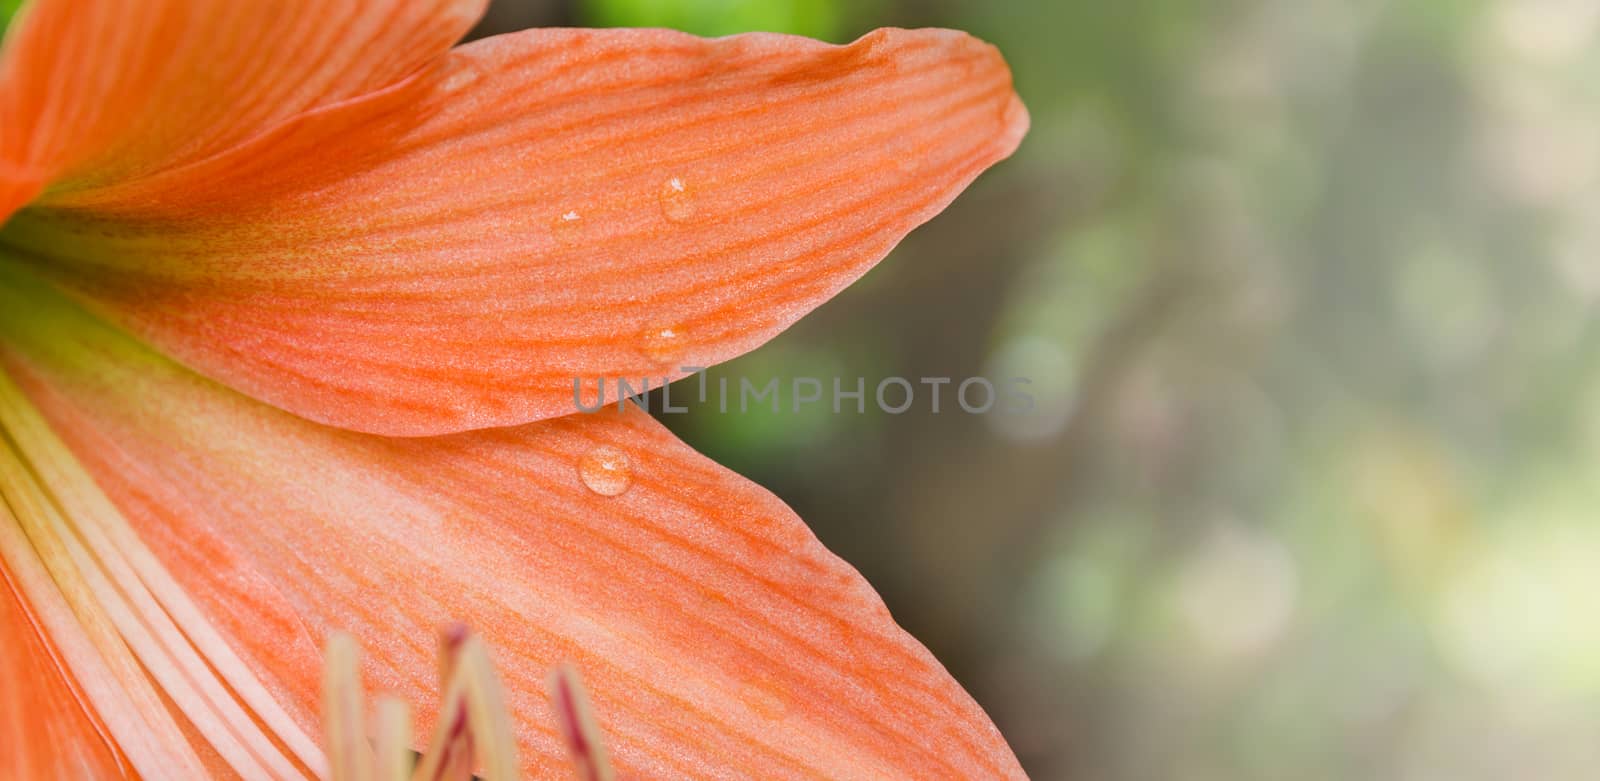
<box><xmin>0</xmin><ymin>0</ymin><xmax>1575</xmax><ymax>777</ymax></box>
<box><xmin>463</xmin><ymin>1</ymin><xmax>1600</xmax><ymax>778</ymax></box>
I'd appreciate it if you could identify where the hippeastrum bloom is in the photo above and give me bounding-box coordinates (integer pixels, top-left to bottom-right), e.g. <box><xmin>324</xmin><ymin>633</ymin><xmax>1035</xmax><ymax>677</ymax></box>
<box><xmin>0</xmin><ymin>0</ymin><xmax>1027</xmax><ymax>778</ymax></box>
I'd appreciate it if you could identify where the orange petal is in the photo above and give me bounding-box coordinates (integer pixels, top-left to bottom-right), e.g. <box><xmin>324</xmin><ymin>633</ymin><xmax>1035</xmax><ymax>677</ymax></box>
<box><xmin>3</xmin><ymin>26</ymin><xmax>1027</xmax><ymax>435</ymax></box>
<box><xmin>0</xmin><ymin>265</ymin><xmax>1025</xmax><ymax>778</ymax></box>
<box><xmin>0</xmin><ymin>0</ymin><xmax>484</xmax><ymax>216</ymax></box>
<box><xmin>1</xmin><ymin>539</ymin><xmax>130</xmax><ymax>779</ymax></box>
<box><xmin>0</xmin><ymin>420</ymin><xmax>218</xmax><ymax>778</ymax></box>
<box><xmin>0</xmin><ymin>358</ymin><xmax>326</xmax><ymax>778</ymax></box>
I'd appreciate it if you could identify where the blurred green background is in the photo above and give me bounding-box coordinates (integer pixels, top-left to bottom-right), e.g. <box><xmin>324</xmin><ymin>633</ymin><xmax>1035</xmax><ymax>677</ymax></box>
<box><xmin>471</xmin><ymin>1</ymin><xmax>1600</xmax><ymax>778</ymax></box>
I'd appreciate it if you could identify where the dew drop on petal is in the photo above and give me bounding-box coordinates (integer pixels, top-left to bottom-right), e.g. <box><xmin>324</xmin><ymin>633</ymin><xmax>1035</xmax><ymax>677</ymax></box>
<box><xmin>578</xmin><ymin>445</ymin><xmax>633</xmax><ymax>497</ymax></box>
<box><xmin>551</xmin><ymin>210</ymin><xmax>583</xmax><ymax>245</ymax></box>
<box><xmin>639</xmin><ymin>325</ymin><xmax>686</xmax><ymax>366</ymax></box>
<box><xmin>658</xmin><ymin>177</ymin><xmax>697</xmax><ymax>223</ymax></box>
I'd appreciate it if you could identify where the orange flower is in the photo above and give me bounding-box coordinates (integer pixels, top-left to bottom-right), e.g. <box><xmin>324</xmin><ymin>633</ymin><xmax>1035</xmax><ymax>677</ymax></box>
<box><xmin>0</xmin><ymin>1</ymin><xmax>1027</xmax><ymax>778</ymax></box>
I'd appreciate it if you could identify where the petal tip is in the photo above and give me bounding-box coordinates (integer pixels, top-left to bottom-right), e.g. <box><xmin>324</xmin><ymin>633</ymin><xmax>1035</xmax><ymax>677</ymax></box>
<box><xmin>953</xmin><ymin>31</ymin><xmax>1030</xmax><ymax>160</ymax></box>
<box><xmin>872</xmin><ymin>27</ymin><xmax>1030</xmax><ymax>163</ymax></box>
<box><xmin>997</xmin><ymin>91</ymin><xmax>1031</xmax><ymax>159</ymax></box>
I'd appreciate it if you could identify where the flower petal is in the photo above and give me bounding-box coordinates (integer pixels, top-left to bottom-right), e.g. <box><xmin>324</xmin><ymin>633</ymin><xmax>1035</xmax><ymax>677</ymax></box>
<box><xmin>0</xmin><ymin>265</ymin><xmax>1025</xmax><ymax>779</ymax></box>
<box><xmin>0</xmin><ymin>0</ymin><xmax>484</xmax><ymax>217</ymax></box>
<box><xmin>1</xmin><ymin>527</ymin><xmax>131</xmax><ymax>779</ymax></box>
<box><xmin>0</xmin><ymin>355</ymin><xmax>326</xmax><ymax>779</ymax></box>
<box><xmin>2</xmin><ymin>26</ymin><xmax>1027</xmax><ymax>435</ymax></box>
<box><xmin>0</xmin><ymin>417</ymin><xmax>216</xmax><ymax>779</ymax></box>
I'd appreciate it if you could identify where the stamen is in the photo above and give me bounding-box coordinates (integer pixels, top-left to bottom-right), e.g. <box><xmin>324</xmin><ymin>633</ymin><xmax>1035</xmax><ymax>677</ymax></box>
<box><xmin>412</xmin><ymin>678</ymin><xmax>472</xmax><ymax>781</ymax></box>
<box><xmin>455</xmin><ymin>639</ymin><xmax>519</xmax><ymax>781</ymax></box>
<box><xmin>425</xmin><ymin>623</ymin><xmax>476</xmax><ymax>781</ymax></box>
<box><xmin>414</xmin><ymin>633</ymin><xmax>519</xmax><ymax>781</ymax></box>
<box><xmin>548</xmin><ymin>664</ymin><xmax>614</xmax><ymax>781</ymax></box>
<box><xmin>323</xmin><ymin>634</ymin><xmax>374</xmax><ymax>781</ymax></box>
<box><xmin>323</xmin><ymin>628</ymin><xmax>525</xmax><ymax>781</ymax></box>
<box><xmin>372</xmin><ymin>697</ymin><xmax>413</xmax><ymax>781</ymax></box>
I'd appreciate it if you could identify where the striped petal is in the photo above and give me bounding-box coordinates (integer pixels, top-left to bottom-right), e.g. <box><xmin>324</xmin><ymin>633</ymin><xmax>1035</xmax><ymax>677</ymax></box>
<box><xmin>0</xmin><ymin>264</ymin><xmax>1024</xmax><ymax>778</ymax></box>
<box><xmin>1</xmin><ymin>26</ymin><xmax>1026</xmax><ymax>435</ymax></box>
<box><xmin>0</xmin><ymin>343</ymin><xmax>327</xmax><ymax>779</ymax></box>
<box><xmin>1</xmin><ymin>511</ymin><xmax>139</xmax><ymax>780</ymax></box>
<box><xmin>0</xmin><ymin>0</ymin><xmax>485</xmax><ymax>221</ymax></box>
<box><xmin>0</xmin><ymin>385</ymin><xmax>263</xmax><ymax>779</ymax></box>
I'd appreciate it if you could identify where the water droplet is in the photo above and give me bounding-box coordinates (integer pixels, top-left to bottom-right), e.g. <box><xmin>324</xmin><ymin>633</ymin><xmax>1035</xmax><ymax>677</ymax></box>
<box><xmin>639</xmin><ymin>325</ymin><xmax>685</xmax><ymax>366</ymax></box>
<box><xmin>578</xmin><ymin>446</ymin><xmax>632</xmax><ymax>497</ymax></box>
<box><xmin>551</xmin><ymin>210</ymin><xmax>583</xmax><ymax>245</ymax></box>
<box><xmin>658</xmin><ymin>177</ymin><xmax>697</xmax><ymax>223</ymax></box>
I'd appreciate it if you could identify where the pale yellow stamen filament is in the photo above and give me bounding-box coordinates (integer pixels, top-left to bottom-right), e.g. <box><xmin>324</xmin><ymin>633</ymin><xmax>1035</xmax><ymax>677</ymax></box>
<box><xmin>324</xmin><ymin>634</ymin><xmax>374</xmax><ymax>781</ymax></box>
<box><xmin>373</xmin><ymin>697</ymin><xmax>414</xmax><ymax>781</ymax></box>
<box><xmin>0</xmin><ymin>491</ymin><xmax>186</xmax><ymax>778</ymax></box>
<box><xmin>0</xmin><ymin>368</ymin><xmax>325</xmax><ymax>779</ymax></box>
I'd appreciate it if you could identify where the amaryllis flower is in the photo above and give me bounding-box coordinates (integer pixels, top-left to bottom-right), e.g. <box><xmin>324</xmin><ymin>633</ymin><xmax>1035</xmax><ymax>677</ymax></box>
<box><xmin>0</xmin><ymin>1</ymin><xmax>1027</xmax><ymax>778</ymax></box>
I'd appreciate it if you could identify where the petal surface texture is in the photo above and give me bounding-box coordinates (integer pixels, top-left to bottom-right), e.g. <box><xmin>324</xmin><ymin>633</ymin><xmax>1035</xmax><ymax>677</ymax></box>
<box><xmin>1</xmin><ymin>536</ymin><xmax>131</xmax><ymax>779</ymax></box>
<box><xmin>0</xmin><ymin>270</ymin><xmax>1026</xmax><ymax>780</ymax></box>
<box><xmin>0</xmin><ymin>0</ymin><xmax>485</xmax><ymax>215</ymax></box>
<box><xmin>1</xmin><ymin>26</ymin><xmax>1027</xmax><ymax>435</ymax></box>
